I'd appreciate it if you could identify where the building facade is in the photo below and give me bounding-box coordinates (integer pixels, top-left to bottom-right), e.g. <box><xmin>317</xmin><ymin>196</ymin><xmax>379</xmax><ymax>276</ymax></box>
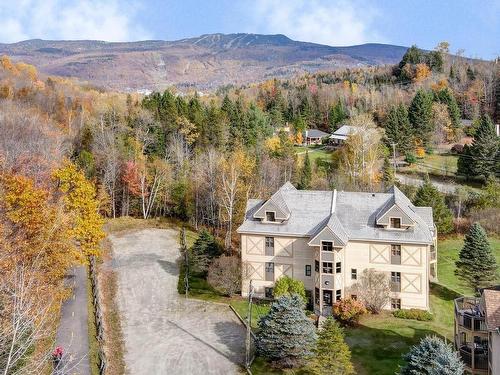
<box><xmin>454</xmin><ymin>288</ymin><xmax>500</xmax><ymax>375</ymax></box>
<box><xmin>237</xmin><ymin>182</ymin><xmax>437</xmax><ymax>314</ymax></box>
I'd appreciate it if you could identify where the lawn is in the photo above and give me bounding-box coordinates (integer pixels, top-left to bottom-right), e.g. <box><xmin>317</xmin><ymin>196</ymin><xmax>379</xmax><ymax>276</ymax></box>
<box><xmin>400</xmin><ymin>153</ymin><xmax>458</xmax><ymax>177</ymax></box>
<box><xmin>345</xmin><ymin>235</ymin><xmax>500</xmax><ymax>375</ymax></box>
<box><xmin>294</xmin><ymin>145</ymin><xmax>332</xmax><ymax>165</ymax></box>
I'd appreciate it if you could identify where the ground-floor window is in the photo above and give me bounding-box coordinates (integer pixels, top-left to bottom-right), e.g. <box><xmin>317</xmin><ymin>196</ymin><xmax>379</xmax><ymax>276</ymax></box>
<box><xmin>265</xmin><ymin>287</ymin><xmax>274</xmax><ymax>299</ymax></box>
<box><xmin>315</xmin><ymin>260</ymin><xmax>319</xmax><ymax>272</ymax></box>
<box><xmin>351</xmin><ymin>294</ymin><xmax>357</xmax><ymax>300</ymax></box>
<box><xmin>391</xmin><ymin>298</ymin><xmax>401</xmax><ymax>310</ymax></box>
<box><xmin>335</xmin><ymin>289</ymin><xmax>341</xmax><ymax>301</ymax></box>
<box><xmin>305</xmin><ymin>290</ymin><xmax>313</xmax><ymax>310</ymax></box>
<box><xmin>315</xmin><ymin>287</ymin><xmax>320</xmax><ymax>305</ymax></box>
<box><xmin>323</xmin><ymin>290</ymin><xmax>333</xmax><ymax>306</ymax></box>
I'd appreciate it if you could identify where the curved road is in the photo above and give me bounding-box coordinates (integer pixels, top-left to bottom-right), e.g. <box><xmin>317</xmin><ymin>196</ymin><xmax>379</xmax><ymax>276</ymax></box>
<box><xmin>108</xmin><ymin>228</ymin><xmax>246</xmax><ymax>375</ymax></box>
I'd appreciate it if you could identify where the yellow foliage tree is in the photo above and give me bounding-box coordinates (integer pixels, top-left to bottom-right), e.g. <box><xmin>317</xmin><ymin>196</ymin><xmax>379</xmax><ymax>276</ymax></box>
<box><xmin>52</xmin><ymin>161</ymin><xmax>105</xmax><ymax>258</ymax></box>
<box><xmin>414</xmin><ymin>63</ymin><xmax>431</xmax><ymax>83</ymax></box>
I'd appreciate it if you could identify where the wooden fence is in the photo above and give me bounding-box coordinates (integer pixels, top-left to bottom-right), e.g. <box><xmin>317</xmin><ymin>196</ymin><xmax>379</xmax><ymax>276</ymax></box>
<box><xmin>89</xmin><ymin>256</ymin><xmax>107</xmax><ymax>374</ymax></box>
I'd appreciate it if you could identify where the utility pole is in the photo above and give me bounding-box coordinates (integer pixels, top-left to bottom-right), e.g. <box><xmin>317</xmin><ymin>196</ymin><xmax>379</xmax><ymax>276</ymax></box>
<box><xmin>391</xmin><ymin>142</ymin><xmax>397</xmax><ymax>171</ymax></box>
<box><xmin>245</xmin><ymin>280</ymin><xmax>254</xmax><ymax>372</ymax></box>
<box><xmin>182</xmin><ymin>228</ymin><xmax>189</xmax><ymax>299</ymax></box>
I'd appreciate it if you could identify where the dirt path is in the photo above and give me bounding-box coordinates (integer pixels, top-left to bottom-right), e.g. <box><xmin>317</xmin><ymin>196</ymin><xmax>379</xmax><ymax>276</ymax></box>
<box><xmin>108</xmin><ymin>228</ymin><xmax>245</xmax><ymax>375</ymax></box>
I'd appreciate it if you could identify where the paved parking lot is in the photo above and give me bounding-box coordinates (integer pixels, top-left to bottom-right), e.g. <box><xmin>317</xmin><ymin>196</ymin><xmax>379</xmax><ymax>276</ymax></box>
<box><xmin>108</xmin><ymin>228</ymin><xmax>245</xmax><ymax>375</ymax></box>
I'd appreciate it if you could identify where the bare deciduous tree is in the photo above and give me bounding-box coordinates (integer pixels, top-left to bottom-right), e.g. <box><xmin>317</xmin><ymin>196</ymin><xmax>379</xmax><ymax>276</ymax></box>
<box><xmin>207</xmin><ymin>255</ymin><xmax>241</xmax><ymax>296</ymax></box>
<box><xmin>349</xmin><ymin>268</ymin><xmax>390</xmax><ymax>314</ymax></box>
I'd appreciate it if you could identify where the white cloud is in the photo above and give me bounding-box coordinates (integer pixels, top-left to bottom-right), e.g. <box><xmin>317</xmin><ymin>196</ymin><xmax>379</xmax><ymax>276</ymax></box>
<box><xmin>0</xmin><ymin>0</ymin><xmax>151</xmax><ymax>43</ymax></box>
<box><xmin>250</xmin><ymin>0</ymin><xmax>384</xmax><ymax>46</ymax></box>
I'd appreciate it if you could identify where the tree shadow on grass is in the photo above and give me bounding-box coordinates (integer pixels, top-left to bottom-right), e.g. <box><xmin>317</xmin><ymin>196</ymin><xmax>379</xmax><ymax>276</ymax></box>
<box><xmin>430</xmin><ymin>282</ymin><xmax>462</xmax><ymax>301</ymax></box>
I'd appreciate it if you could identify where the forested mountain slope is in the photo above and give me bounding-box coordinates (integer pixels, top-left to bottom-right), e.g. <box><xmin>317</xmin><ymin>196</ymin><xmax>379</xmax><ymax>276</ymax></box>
<box><xmin>0</xmin><ymin>33</ymin><xmax>408</xmax><ymax>91</ymax></box>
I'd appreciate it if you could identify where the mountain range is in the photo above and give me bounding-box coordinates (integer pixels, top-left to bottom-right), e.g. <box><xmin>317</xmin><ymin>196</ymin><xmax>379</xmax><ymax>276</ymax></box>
<box><xmin>0</xmin><ymin>33</ymin><xmax>408</xmax><ymax>92</ymax></box>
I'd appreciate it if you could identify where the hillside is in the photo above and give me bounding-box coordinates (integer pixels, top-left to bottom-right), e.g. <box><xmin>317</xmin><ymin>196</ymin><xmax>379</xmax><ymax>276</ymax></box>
<box><xmin>0</xmin><ymin>33</ymin><xmax>408</xmax><ymax>91</ymax></box>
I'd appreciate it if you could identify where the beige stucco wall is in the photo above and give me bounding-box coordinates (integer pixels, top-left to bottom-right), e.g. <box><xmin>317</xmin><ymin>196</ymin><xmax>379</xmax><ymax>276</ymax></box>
<box><xmin>241</xmin><ymin>233</ymin><xmax>431</xmax><ymax>310</ymax></box>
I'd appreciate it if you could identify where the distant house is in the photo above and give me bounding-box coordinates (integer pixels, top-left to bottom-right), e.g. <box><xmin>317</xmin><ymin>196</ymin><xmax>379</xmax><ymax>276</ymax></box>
<box><xmin>304</xmin><ymin>129</ymin><xmax>330</xmax><ymax>145</ymax></box>
<box><xmin>329</xmin><ymin>125</ymin><xmax>360</xmax><ymax>146</ymax></box>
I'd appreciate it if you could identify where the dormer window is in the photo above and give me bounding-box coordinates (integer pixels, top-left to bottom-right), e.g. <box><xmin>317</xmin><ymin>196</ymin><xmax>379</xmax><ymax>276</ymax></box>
<box><xmin>265</xmin><ymin>212</ymin><xmax>276</xmax><ymax>222</ymax></box>
<box><xmin>390</xmin><ymin>218</ymin><xmax>401</xmax><ymax>229</ymax></box>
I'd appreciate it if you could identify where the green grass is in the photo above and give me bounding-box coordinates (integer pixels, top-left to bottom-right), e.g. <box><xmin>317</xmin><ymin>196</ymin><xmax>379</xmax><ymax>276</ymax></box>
<box><xmin>345</xmin><ymin>235</ymin><xmax>500</xmax><ymax>375</ymax></box>
<box><xmin>401</xmin><ymin>153</ymin><xmax>458</xmax><ymax>177</ymax></box>
<box><xmin>294</xmin><ymin>145</ymin><xmax>332</xmax><ymax>164</ymax></box>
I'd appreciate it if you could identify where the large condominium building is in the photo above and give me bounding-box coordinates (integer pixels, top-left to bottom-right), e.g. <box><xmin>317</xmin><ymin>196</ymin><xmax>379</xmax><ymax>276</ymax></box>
<box><xmin>237</xmin><ymin>182</ymin><xmax>437</xmax><ymax>314</ymax></box>
<box><xmin>454</xmin><ymin>287</ymin><xmax>500</xmax><ymax>375</ymax></box>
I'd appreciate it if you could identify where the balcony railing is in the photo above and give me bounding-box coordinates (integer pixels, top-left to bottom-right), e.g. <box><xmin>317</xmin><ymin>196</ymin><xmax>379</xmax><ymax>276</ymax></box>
<box><xmin>454</xmin><ymin>297</ymin><xmax>487</xmax><ymax>332</ymax></box>
<box><xmin>459</xmin><ymin>345</ymin><xmax>489</xmax><ymax>371</ymax></box>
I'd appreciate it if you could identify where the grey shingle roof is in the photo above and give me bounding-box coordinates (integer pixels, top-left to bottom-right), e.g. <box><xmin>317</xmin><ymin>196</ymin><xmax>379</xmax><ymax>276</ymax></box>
<box><xmin>237</xmin><ymin>183</ymin><xmax>435</xmax><ymax>244</ymax></box>
<box><xmin>305</xmin><ymin>129</ymin><xmax>330</xmax><ymax>138</ymax></box>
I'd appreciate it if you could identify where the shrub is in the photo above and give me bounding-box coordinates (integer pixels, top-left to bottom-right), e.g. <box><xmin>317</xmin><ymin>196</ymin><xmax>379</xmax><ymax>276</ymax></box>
<box><xmin>405</xmin><ymin>152</ymin><xmax>416</xmax><ymax>164</ymax></box>
<box><xmin>274</xmin><ymin>276</ymin><xmax>306</xmax><ymax>302</ymax></box>
<box><xmin>332</xmin><ymin>298</ymin><xmax>368</xmax><ymax>326</ymax></box>
<box><xmin>393</xmin><ymin>308</ymin><xmax>433</xmax><ymax>321</ymax></box>
<box><xmin>207</xmin><ymin>255</ymin><xmax>241</xmax><ymax>296</ymax></box>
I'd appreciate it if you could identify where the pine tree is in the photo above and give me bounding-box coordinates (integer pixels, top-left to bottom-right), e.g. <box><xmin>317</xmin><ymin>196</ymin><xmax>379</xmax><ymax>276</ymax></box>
<box><xmin>468</xmin><ymin>115</ymin><xmax>499</xmax><ymax>180</ymax></box>
<box><xmin>308</xmin><ymin>318</ymin><xmax>355</xmax><ymax>375</ymax></box>
<box><xmin>400</xmin><ymin>336</ymin><xmax>464</xmax><ymax>375</ymax></box>
<box><xmin>381</xmin><ymin>156</ymin><xmax>395</xmax><ymax>186</ymax></box>
<box><xmin>298</xmin><ymin>151</ymin><xmax>312</xmax><ymax>189</ymax></box>
<box><xmin>257</xmin><ymin>294</ymin><xmax>317</xmax><ymax>368</ymax></box>
<box><xmin>413</xmin><ymin>176</ymin><xmax>454</xmax><ymax>234</ymax></box>
<box><xmin>384</xmin><ymin>104</ymin><xmax>413</xmax><ymax>153</ymax></box>
<box><xmin>455</xmin><ymin>223</ymin><xmax>498</xmax><ymax>293</ymax></box>
<box><xmin>328</xmin><ymin>99</ymin><xmax>347</xmax><ymax>131</ymax></box>
<box><xmin>457</xmin><ymin>143</ymin><xmax>473</xmax><ymax>179</ymax></box>
<box><xmin>409</xmin><ymin>89</ymin><xmax>434</xmax><ymax>148</ymax></box>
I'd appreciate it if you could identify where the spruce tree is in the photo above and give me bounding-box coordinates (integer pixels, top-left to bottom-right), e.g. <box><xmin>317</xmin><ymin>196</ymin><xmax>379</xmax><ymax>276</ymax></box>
<box><xmin>455</xmin><ymin>223</ymin><xmax>498</xmax><ymax>293</ymax></box>
<box><xmin>308</xmin><ymin>318</ymin><xmax>355</xmax><ymax>375</ymax></box>
<box><xmin>457</xmin><ymin>143</ymin><xmax>473</xmax><ymax>179</ymax></box>
<box><xmin>409</xmin><ymin>89</ymin><xmax>434</xmax><ymax>148</ymax></box>
<box><xmin>435</xmin><ymin>88</ymin><xmax>461</xmax><ymax>136</ymax></box>
<box><xmin>190</xmin><ymin>230</ymin><xmax>221</xmax><ymax>274</ymax></box>
<box><xmin>468</xmin><ymin>115</ymin><xmax>499</xmax><ymax>180</ymax></box>
<box><xmin>413</xmin><ymin>177</ymin><xmax>454</xmax><ymax>234</ymax></box>
<box><xmin>384</xmin><ymin>104</ymin><xmax>413</xmax><ymax>153</ymax></box>
<box><xmin>257</xmin><ymin>294</ymin><xmax>317</xmax><ymax>368</ymax></box>
<box><xmin>382</xmin><ymin>156</ymin><xmax>396</xmax><ymax>186</ymax></box>
<box><xmin>298</xmin><ymin>151</ymin><xmax>312</xmax><ymax>189</ymax></box>
<box><xmin>400</xmin><ymin>336</ymin><xmax>464</xmax><ymax>375</ymax></box>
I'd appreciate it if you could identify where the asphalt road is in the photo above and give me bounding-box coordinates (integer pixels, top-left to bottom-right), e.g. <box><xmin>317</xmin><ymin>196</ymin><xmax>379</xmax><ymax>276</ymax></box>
<box><xmin>55</xmin><ymin>266</ymin><xmax>90</xmax><ymax>375</ymax></box>
<box><xmin>108</xmin><ymin>228</ymin><xmax>246</xmax><ymax>375</ymax></box>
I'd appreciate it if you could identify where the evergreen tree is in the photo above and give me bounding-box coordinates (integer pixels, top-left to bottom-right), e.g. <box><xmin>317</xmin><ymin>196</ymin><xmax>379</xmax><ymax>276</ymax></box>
<box><xmin>308</xmin><ymin>317</ymin><xmax>355</xmax><ymax>375</ymax></box>
<box><xmin>413</xmin><ymin>177</ymin><xmax>454</xmax><ymax>234</ymax></box>
<box><xmin>384</xmin><ymin>104</ymin><xmax>413</xmax><ymax>153</ymax></box>
<box><xmin>466</xmin><ymin>65</ymin><xmax>476</xmax><ymax>80</ymax></box>
<box><xmin>468</xmin><ymin>115</ymin><xmax>499</xmax><ymax>180</ymax></box>
<box><xmin>381</xmin><ymin>156</ymin><xmax>396</xmax><ymax>186</ymax></box>
<box><xmin>400</xmin><ymin>336</ymin><xmax>464</xmax><ymax>375</ymax></box>
<box><xmin>409</xmin><ymin>89</ymin><xmax>434</xmax><ymax>148</ymax></box>
<box><xmin>298</xmin><ymin>151</ymin><xmax>312</xmax><ymax>189</ymax></box>
<box><xmin>328</xmin><ymin>99</ymin><xmax>347</xmax><ymax>131</ymax></box>
<box><xmin>455</xmin><ymin>223</ymin><xmax>498</xmax><ymax>292</ymax></box>
<box><xmin>457</xmin><ymin>143</ymin><xmax>473</xmax><ymax>179</ymax></box>
<box><xmin>257</xmin><ymin>294</ymin><xmax>317</xmax><ymax>368</ymax></box>
<box><xmin>190</xmin><ymin>229</ymin><xmax>222</xmax><ymax>274</ymax></box>
<box><xmin>435</xmin><ymin>88</ymin><xmax>461</xmax><ymax>135</ymax></box>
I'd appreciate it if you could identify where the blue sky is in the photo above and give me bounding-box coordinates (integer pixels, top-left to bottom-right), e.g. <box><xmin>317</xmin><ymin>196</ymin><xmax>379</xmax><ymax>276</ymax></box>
<box><xmin>0</xmin><ymin>0</ymin><xmax>498</xmax><ymax>59</ymax></box>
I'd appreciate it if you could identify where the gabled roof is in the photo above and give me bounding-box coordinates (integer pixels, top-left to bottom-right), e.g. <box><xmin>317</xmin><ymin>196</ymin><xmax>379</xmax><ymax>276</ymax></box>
<box><xmin>238</xmin><ymin>182</ymin><xmax>435</xmax><ymax>244</ymax></box>
<box><xmin>305</xmin><ymin>129</ymin><xmax>330</xmax><ymax>138</ymax></box>
<box><xmin>252</xmin><ymin>182</ymin><xmax>295</xmax><ymax>220</ymax></box>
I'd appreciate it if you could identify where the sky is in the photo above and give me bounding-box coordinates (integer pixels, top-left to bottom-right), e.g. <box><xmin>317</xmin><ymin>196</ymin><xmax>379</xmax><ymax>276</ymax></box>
<box><xmin>0</xmin><ymin>0</ymin><xmax>498</xmax><ymax>59</ymax></box>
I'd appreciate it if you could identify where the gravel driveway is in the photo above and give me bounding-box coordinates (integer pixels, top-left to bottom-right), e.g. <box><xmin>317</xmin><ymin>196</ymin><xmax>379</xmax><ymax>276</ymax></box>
<box><xmin>108</xmin><ymin>228</ymin><xmax>246</xmax><ymax>375</ymax></box>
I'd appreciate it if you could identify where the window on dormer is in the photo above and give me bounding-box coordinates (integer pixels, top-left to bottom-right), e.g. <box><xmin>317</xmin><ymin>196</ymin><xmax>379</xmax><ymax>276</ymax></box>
<box><xmin>390</xmin><ymin>218</ymin><xmax>401</xmax><ymax>228</ymax></box>
<box><xmin>265</xmin><ymin>211</ymin><xmax>276</xmax><ymax>222</ymax></box>
<box><xmin>322</xmin><ymin>241</ymin><xmax>333</xmax><ymax>251</ymax></box>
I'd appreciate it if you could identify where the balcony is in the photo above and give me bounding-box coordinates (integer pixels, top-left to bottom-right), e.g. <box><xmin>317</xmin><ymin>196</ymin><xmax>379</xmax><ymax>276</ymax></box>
<box><xmin>454</xmin><ymin>297</ymin><xmax>487</xmax><ymax>332</ymax></box>
<box><xmin>459</xmin><ymin>344</ymin><xmax>489</xmax><ymax>373</ymax></box>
